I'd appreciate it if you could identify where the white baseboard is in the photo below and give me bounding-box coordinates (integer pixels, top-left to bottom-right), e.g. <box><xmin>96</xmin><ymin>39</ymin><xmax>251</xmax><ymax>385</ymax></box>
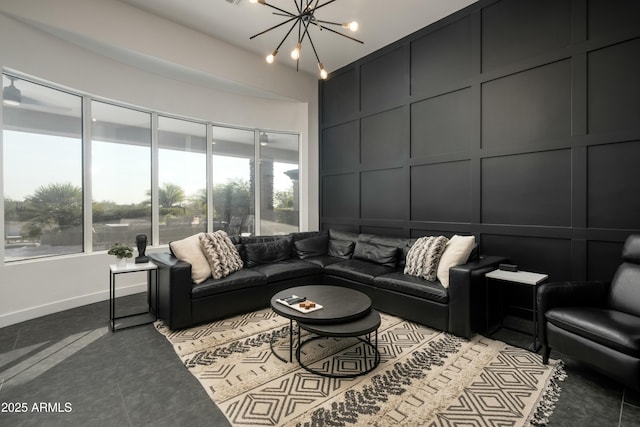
<box><xmin>0</xmin><ymin>282</ymin><xmax>148</xmax><ymax>328</ymax></box>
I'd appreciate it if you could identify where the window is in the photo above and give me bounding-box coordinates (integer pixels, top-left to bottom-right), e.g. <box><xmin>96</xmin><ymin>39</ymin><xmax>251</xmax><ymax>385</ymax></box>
<box><xmin>3</xmin><ymin>74</ymin><xmax>83</xmax><ymax>261</ymax></box>
<box><xmin>2</xmin><ymin>72</ymin><xmax>302</xmax><ymax>261</ymax></box>
<box><xmin>158</xmin><ymin>116</ymin><xmax>207</xmax><ymax>244</ymax></box>
<box><xmin>91</xmin><ymin>101</ymin><xmax>151</xmax><ymax>250</ymax></box>
<box><xmin>259</xmin><ymin>131</ymin><xmax>299</xmax><ymax>235</ymax></box>
<box><xmin>211</xmin><ymin>126</ymin><xmax>255</xmax><ymax>236</ymax></box>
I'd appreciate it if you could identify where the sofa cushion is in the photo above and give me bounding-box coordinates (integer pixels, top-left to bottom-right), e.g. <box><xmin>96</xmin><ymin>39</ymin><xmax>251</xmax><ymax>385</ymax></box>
<box><xmin>303</xmin><ymin>255</ymin><xmax>345</xmax><ymax>268</ymax></box>
<box><xmin>240</xmin><ymin>235</ymin><xmax>284</xmax><ymax>244</ymax></box>
<box><xmin>353</xmin><ymin>241</ymin><xmax>398</xmax><ymax>268</ymax></box>
<box><xmin>324</xmin><ymin>259</ymin><xmax>395</xmax><ymax>285</ymax></box>
<box><xmin>294</xmin><ymin>235</ymin><xmax>329</xmax><ymax>259</ymax></box>
<box><xmin>199</xmin><ymin>231</ymin><xmax>244</xmax><ymax>279</ymax></box>
<box><xmin>359</xmin><ymin>234</ymin><xmax>415</xmax><ymax>268</ymax></box>
<box><xmin>244</xmin><ymin>238</ymin><xmax>292</xmax><ymax>267</ymax></box>
<box><xmin>328</xmin><ymin>239</ymin><xmax>355</xmax><ymax>259</ymax></box>
<box><xmin>291</xmin><ymin>230</ymin><xmax>327</xmax><ymax>242</ymax></box>
<box><xmin>374</xmin><ymin>272</ymin><xmax>449</xmax><ymax>304</ymax></box>
<box><xmin>436</xmin><ymin>235</ymin><xmax>476</xmax><ymax>288</ymax></box>
<box><xmin>169</xmin><ymin>233</ymin><xmax>211</xmax><ymax>284</ymax></box>
<box><xmin>250</xmin><ymin>259</ymin><xmax>321</xmax><ymax>282</ymax></box>
<box><xmin>404</xmin><ymin>236</ymin><xmax>449</xmax><ymax>281</ymax></box>
<box><xmin>546</xmin><ymin>307</ymin><xmax>640</xmax><ymax>357</ymax></box>
<box><xmin>191</xmin><ymin>269</ymin><xmax>267</xmax><ymax>299</ymax></box>
<box><xmin>329</xmin><ymin>228</ymin><xmax>359</xmax><ymax>242</ymax></box>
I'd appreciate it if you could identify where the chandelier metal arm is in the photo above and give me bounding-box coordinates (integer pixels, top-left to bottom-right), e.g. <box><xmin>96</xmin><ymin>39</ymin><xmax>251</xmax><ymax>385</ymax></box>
<box><xmin>313</xmin><ymin>23</ymin><xmax>363</xmax><ymax>44</ymax></box>
<box><xmin>298</xmin><ymin>9</ymin><xmax>313</xmax><ymax>43</ymax></box>
<box><xmin>250</xmin><ymin>14</ymin><xmax>299</xmax><ymax>40</ymax></box>
<box><xmin>306</xmin><ymin>26</ymin><xmax>322</xmax><ymax>64</ymax></box>
<box><xmin>249</xmin><ymin>0</ymin><xmax>360</xmax><ymax>79</ymax></box>
<box><xmin>257</xmin><ymin>1</ymin><xmax>296</xmax><ymax>18</ymax></box>
<box><xmin>309</xmin><ymin>0</ymin><xmax>337</xmax><ymax>13</ymax></box>
<box><xmin>275</xmin><ymin>19</ymin><xmax>302</xmax><ymax>51</ymax></box>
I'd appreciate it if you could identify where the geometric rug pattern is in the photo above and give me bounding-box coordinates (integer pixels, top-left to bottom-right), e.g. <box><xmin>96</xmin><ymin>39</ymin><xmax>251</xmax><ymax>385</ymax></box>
<box><xmin>156</xmin><ymin>308</ymin><xmax>564</xmax><ymax>427</ymax></box>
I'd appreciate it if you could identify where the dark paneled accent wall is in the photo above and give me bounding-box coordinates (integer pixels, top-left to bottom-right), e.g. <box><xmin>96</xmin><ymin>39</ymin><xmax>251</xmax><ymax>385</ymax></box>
<box><xmin>319</xmin><ymin>0</ymin><xmax>640</xmax><ymax>282</ymax></box>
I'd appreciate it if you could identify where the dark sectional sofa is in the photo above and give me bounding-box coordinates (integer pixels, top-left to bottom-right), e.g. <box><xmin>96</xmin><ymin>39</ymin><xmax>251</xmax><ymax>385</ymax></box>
<box><xmin>149</xmin><ymin>229</ymin><xmax>505</xmax><ymax>338</ymax></box>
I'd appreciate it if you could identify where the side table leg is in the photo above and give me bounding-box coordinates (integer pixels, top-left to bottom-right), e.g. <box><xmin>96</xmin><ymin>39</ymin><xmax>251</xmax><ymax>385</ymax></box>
<box><xmin>109</xmin><ymin>272</ymin><xmax>115</xmax><ymax>332</ymax></box>
<box><xmin>532</xmin><ymin>284</ymin><xmax>540</xmax><ymax>352</ymax></box>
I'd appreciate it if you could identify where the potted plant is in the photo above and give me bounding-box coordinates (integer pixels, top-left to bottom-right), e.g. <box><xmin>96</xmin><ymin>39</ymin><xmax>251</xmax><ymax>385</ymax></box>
<box><xmin>108</xmin><ymin>242</ymin><xmax>134</xmax><ymax>267</ymax></box>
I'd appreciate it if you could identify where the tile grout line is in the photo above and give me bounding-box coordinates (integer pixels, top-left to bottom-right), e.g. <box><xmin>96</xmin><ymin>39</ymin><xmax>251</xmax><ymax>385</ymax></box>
<box><xmin>116</xmin><ymin>382</ymin><xmax>135</xmax><ymax>427</ymax></box>
<box><xmin>619</xmin><ymin>388</ymin><xmax>626</xmax><ymax>427</ymax></box>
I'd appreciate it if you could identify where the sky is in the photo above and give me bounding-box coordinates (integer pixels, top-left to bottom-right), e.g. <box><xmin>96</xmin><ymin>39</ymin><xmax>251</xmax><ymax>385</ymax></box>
<box><xmin>3</xmin><ymin>131</ymin><xmax>298</xmax><ymax>204</ymax></box>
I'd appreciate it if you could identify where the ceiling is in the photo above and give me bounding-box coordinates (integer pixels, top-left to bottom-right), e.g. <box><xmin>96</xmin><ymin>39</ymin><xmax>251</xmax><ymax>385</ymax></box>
<box><xmin>118</xmin><ymin>0</ymin><xmax>478</xmax><ymax>78</ymax></box>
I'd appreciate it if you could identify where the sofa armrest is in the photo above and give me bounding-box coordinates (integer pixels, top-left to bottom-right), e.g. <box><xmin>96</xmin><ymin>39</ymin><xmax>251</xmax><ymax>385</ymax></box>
<box><xmin>448</xmin><ymin>255</ymin><xmax>508</xmax><ymax>338</ymax></box>
<box><xmin>537</xmin><ymin>280</ymin><xmax>610</xmax><ymax>346</ymax></box>
<box><xmin>149</xmin><ymin>253</ymin><xmax>194</xmax><ymax>329</ymax></box>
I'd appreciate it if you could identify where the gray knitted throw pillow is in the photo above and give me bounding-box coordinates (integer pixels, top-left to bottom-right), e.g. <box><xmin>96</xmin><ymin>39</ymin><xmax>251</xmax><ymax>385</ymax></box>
<box><xmin>404</xmin><ymin>235</ymin><xmax>449</xmax><ymax>281</ymax></box>
<box><xmin>199</xmin><ymin>230</ymin><xmax>244</xmax><ymax>280</ymax></box>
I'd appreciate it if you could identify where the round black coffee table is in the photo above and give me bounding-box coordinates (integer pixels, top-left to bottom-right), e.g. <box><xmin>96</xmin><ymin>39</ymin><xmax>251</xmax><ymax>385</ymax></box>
<box><xmin>270</xmin><ymin>285</ymin><xmax>381</xmax><ymax>377</ymax></box>
<box><xmin>271</xmin><ymin>285</ymin><xmax>372</xmax><ymax>323</ymax></box>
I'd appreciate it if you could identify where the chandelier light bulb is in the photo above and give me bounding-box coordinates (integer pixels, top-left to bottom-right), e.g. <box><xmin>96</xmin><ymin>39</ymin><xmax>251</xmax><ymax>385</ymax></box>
<box><xmin>343</xmin><ymin>21</ymin><xmax>358</xmax><ymax>32</ymax></box>
<box><xmin>266</xmin><ymin>50</ymin><xmax>278</xmax><ymax>64</ymax></box>
<box><xmin>291</xmin><ymin>43</ymin><xmax>301</xmax><ymax>60</ymax></box>
<box><xmin>318</xmin><ymin>63</ymin><xmax>328</xmax><ymax>80</ymax></box>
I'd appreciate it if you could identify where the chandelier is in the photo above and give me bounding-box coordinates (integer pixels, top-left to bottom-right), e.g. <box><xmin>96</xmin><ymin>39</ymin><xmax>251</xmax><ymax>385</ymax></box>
<box><xmin>249</xmin><ymin>0</ymin><xmax>362</xmax><ymax>79</ymax></box>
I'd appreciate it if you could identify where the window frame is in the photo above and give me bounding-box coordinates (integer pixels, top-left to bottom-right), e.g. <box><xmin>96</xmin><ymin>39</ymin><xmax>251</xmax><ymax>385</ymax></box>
<box><xmin>1</xmin><ymin>72</ymin><xmax>301</xmax><ymax>263</ymax></box>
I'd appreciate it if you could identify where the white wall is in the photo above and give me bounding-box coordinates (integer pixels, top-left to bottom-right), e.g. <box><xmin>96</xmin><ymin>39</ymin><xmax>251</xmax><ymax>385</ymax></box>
<box><xmin>0</xmin><ymin>0</ymin><xmax>320</xmax><ymax>327</ymax></box>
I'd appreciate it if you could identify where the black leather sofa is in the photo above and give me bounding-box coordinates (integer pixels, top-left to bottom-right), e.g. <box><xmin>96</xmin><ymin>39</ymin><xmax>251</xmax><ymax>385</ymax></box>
<box><xmin>538</xmin><ymin>234</ymin><xmax>640</xmax><ymax>390</ymax></box>
<box><xmin>149</xmin><ymin>229</ymin><xmax>505</xmax><ymax>338</ymax></box>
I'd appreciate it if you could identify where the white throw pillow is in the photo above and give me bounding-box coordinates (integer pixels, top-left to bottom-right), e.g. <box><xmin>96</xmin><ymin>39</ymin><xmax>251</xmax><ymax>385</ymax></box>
<box><xmin>170</xmin><ymin>233</ymin><xmax>212</xmax><ymax>284</ymax></box>
<box><xmin>437</xmin><ymin>235</ymin><xmax>476</xmax><ymax>288</ymax></box>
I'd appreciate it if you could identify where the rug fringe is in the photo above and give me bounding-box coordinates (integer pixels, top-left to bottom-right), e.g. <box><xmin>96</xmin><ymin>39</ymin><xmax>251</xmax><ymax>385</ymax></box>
<box><xmin>527</xmin><ymin>360</ymin><xmax>567</xmax><ymax>426</ymax></box>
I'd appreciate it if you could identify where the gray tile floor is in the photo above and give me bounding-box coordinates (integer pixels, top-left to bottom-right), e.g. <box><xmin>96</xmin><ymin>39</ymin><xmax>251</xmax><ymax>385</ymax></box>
<box><xmin>0</xmin><ymin>295</ymin><xmax>638</xmax><ymax>426</ymax></box>
<box><xmin>0</xmin><ymin>294</ymin><xmax>230</xmax><ymax>427</ymax></box>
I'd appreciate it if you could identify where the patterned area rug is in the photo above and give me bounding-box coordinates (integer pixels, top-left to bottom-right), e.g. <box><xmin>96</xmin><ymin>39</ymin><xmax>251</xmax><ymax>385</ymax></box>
<box><xmin>155</xmin><ymin>309</ymin><xmax>565</xmax><ymax>427</ymax></box>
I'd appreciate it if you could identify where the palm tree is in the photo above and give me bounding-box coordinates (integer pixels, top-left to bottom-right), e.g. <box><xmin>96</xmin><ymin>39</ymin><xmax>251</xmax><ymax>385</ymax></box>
<box><xmin>157</xmin><ymin>183</ymin><xmax>185</xmax><ymax>208</ymax></box>
<box><xmin>22</xmin><ymin>182</ymin><xmax>82</xmax><ymax>237</ymax></box>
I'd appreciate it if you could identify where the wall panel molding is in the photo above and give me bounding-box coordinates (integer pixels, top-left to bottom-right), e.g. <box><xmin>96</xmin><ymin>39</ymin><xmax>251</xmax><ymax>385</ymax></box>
<box><xmin>319</xmin><ymin>0</ymin><xmax>640</xmax><ymax>282</ymax></box>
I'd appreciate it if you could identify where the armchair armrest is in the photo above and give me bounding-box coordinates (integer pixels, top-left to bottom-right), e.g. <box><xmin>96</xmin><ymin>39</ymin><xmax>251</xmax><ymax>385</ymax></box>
<box><xmin>537</xmin><ymin>280</ymin><xmax>611</xmax><ymax>313</ymax></box>
<box><xmin>537</xmin><ymin>280</ymin><xmax>610</xmax><ymax>347</ymax></box>
<box><xmin>149</xmin><ymin>253</ymin><xmax>194</xmax><ymax>329</ymax></box>
<box><xmin>448</xmin><ymin>255</ymin><xmax>508</xmax><ymax>338</ymax></box>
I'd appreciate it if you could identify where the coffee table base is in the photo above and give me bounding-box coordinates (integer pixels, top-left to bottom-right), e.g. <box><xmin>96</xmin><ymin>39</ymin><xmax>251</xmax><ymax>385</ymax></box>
<box><xmin>296</xmin><ymin>331</ymin><xmax>380</xmax><ymax>378</ymax></box>
<box><xmin>270</xmin><ymin>319</ymin><xmax>297</xmax><ymax>363</ymax></box>
<box><xmin>294</xmin><ymin>309</ymin><xmax>382</xmax><ymax>378</ymax></box>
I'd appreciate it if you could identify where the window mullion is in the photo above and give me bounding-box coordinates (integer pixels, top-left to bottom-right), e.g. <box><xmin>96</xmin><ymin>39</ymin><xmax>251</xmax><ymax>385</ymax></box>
<box><xmin>254</xmin><ymin>129</ymin><xmax>261</xmax><ymax>236</ymax></box>
<box><xmin>206</xmin><ymin>123</ymin><xmax>213</xmax><ymax>234</ymax></box>
<box><xmin>151</xmin><ymin>113</ymin><xmax>159</xmax><ymax>246</ymax></box>
<box><xmin>82</xmin><ymin>95</ymin><xmax>93</xmax><ymax>253</ymax></box>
